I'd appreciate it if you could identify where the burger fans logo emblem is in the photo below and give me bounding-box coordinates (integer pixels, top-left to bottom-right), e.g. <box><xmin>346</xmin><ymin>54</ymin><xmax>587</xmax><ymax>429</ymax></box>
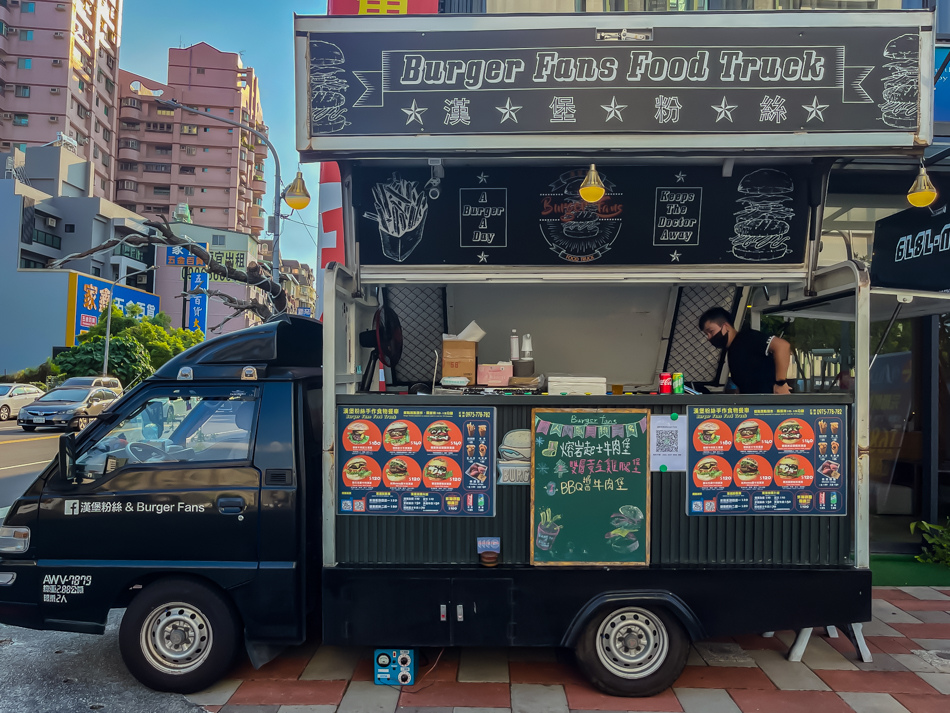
<box><xmin>878</xmin><ymin>34</ymin><xmax>919</xmax><ymax>129</ymax></box>
<box><xmin>310</xmin><ymin>40</ymin><xmax>349</xmax><ymax>134</ymax></box>
<box><xmin>539</xmin><ymin>169</ymin><xmax>623</xmax><ymax>263</ymax></box>
<box><xmin>730</xmin><ymin>168</ymin><xmax>795</xmax><ymax>261</ymax></box>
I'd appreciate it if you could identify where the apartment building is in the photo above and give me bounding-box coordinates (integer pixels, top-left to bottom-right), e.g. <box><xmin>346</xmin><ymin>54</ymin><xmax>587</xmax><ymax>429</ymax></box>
<box><xmin>0</xmin><ymin>0</ymin><xmax>121</xmax><ymax>199</ymax></box>
<box><xmin>114</xmin><ymin>43</ymin><xmax>268</xmax><ymax>238</ymax></box>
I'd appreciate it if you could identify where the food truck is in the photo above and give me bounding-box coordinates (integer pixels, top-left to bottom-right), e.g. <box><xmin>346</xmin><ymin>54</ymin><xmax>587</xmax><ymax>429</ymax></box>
<box><xmin>0</xmin><ymin>9</ymin><xmax>940</xmax><ymax>699</ymax></box>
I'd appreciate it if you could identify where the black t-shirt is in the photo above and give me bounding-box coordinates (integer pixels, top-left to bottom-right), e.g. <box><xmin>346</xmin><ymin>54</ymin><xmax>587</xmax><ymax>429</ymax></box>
<box><xmin>727</xmin><ymin>328</ymin><xmax>776</xmax><ymax>394</ymax></box>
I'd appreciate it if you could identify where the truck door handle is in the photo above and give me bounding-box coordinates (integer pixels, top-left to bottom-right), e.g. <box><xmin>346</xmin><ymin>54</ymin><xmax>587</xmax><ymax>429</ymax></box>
<box><xmin>216</xmin><ymin>496</ymin><xmax>246</xmax><ymax>515</ymax></box>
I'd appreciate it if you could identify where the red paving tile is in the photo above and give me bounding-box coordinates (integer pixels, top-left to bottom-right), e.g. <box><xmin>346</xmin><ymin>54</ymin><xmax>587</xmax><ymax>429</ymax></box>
<box><xmin>728</xmin><ymin>689</ymin><xmax>853</xmax><ymax>713</ymax></box>
<box><xmin>227</xmin><ymin>679</ymin><xmax>348</xmax><ymax>706</ymax></box>
<box><xmin>732</xmin><ymin>634</ymin><xmax>789</xmax><ymax>652</ymax></box>
<box><xmin>866</xmin><ymin>636</ymin><xmax>919</xmax><ymax>655</ymax></box>
<box><xmin>815</xmin><ymin>670</ymin><xmax>940</xmax><ymax>695</ymax></box>
<box><xmin>227</xmin><ymin>655</ymin><xmax>310</xmax><ymax>680</ymax></box>
<box><xmin>873</xmin><ymin>588</ymin><xmax>918</xmax><ymax>600</ymax></box>
<box><xmin>892</xmin><ymin>599</ymin><xmax>950</xmax><ymax>612</ymax></box>
<box><xmin>508</xmin><ymin>660</ymin><xmax>587</xmax><ymax>686</ymax></box>
<box><xmin>397</xmin><ymin>681</ymin><xmax>510</xmax><ymax>708</ymax></box>
<box><xmin>672</xmin><ymin>666</ymin><xmax>776</xmax><ymax>690</ymax></box>
<box><xmin>351</xmin><ymin>658</ymin><xmax>374</xmax><ymax>682</ymax></box>
<box><xmin>563</xmin><ymin>684</ymin><xmax>682</xmax><ymax>711</ymax></box>
<box><xmin>822</xmin><ymin>634</ymin><xmax>859</xmax><ymax>658</ymax></box>
<box><xmin>892</xmin><ymin>623</ymin><xmax>950</xmax><ymax>639</ymax></box>
<box><xmin>893</xmin><ymin>694</ymin><xmax>950</xmax><ymax>713</ymax></box>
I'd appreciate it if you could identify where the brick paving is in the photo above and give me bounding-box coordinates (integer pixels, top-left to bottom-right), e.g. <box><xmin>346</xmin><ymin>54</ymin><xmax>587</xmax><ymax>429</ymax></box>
<box><xmin>191</xmin><ymin>586</ymin><xmax>950</xmax><ymax>713</ymax></box>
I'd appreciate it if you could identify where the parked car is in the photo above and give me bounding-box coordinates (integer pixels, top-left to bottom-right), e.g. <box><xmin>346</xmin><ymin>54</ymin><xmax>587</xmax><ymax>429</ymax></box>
<box><xmin>17</xmin><ymin>387</ymin><xmax>119</xmax><ymax>432</ymax></box>
<box><xmin>0</xmin><ymin>384</ymin><xmax>45</xmax><ymax>421</ymax></box>
<box><xmin>58</xmin><ymin>376</ymin><xmax>124</xmax><ymax>395</ymax></box>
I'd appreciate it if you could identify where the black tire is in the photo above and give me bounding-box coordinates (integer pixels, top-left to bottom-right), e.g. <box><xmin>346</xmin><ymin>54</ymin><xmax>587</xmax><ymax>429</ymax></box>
<box><xmin>119</xmin><ymin>577</ymin><xmax>241</xmax><ymax>693</ymax></box>
<box><xmin>574</xmin><ymin>604</ymin><xmax>689</xmax><ymax>697</ymax></box>
<box><xmin>21</xmin><ymin>425</ymin><xmax>36</xmax><ymax>432</ymax></box>
<box><xmin>71</xmin><ymin>414</ymin><xmax>90</xmax><ymax>431</ymax></box>
<box><xmin>0</xmin><ymin>405</ymin><xmax>9</xmax><ymax>421</ymax></box>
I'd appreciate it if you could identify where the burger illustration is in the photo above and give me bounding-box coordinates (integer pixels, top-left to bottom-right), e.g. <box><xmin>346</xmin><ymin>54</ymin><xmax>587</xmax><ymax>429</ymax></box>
<box><xmin>777</xmin><ymin>420</ymin><xmax>802</xmax><ymax>444</ymax></box>
<box><xmin>694</xmin><ymin>457</ymin><xmax>723</xmax><ymax>481</ymax></box>
<box><xmin>384</xmin><ymin>421</ymin><xmax>410</xmax><ymax>446</ymax></box>
<box><xmin>697</xmin><ymin>422</ymin><xmax>720</xmax><ymax>446</ymax></box>
<box><xmin>775</xmin><ymin>456</ymin><xmax>804</xmax><ymax>480</ymax></box>
<box><xmin>385</xmin><ymin>458</ymin><xmax>409</xmax><ymax>482</ymax></box>
<box><xmin>345</xmin><ymin>457</ymin><xmax>372</xmax><ymax>481</ymax></box>
<box><xmin>730</xmin><ymin>169</ymin><xmax>795</xmax><ymax>262</ymax></box>
<box><xmin>734</xmin><ymin>420</ymin><xmax>761</xmax><ymax>446</ymax></box>
<box><xmin>426</xmin><ymin>422</ymin><xmax>451</xmax><ymax>445</ymax></box>
<box><xmin>561</xmin><ymin>200</ymin><xmax>600</xmax><ymax>239</ymax></box>
<box><xmin>425</xmin><ymin>458</ymin><xmax>451</xmax><ymax>480</ymax></box>
<box><xmin>879</xmin><ymin>34</ymin><xmax>919</xmax><ymax>129</ymax></box>
<box><xmin>309</xmin><ymin>40</ymin><xmax>348</xmax><ymax>134</ymax></box>
<box><xmin>347</xmin><ymin>422</ymin><xmax>370</xmax><ymax>446</ymax></box>
<box><xmin>735</xmin><ymin>457</ymin><xmax>760</xmax><ymax>482</ymax></box>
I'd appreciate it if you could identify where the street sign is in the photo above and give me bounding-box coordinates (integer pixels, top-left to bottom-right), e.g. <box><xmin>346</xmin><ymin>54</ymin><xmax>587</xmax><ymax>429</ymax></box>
<box><xmin>187</xmin><ymin>271</ymin><xmax>209</xmax><ymax>335</ymax></box>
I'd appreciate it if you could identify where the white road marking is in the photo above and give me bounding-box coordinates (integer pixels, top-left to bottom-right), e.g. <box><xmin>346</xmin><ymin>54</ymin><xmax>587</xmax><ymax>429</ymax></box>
<box><xmin>0</xmin><ymin>460</ymin><xmax>50</xmax><ymax>472</ymax></box>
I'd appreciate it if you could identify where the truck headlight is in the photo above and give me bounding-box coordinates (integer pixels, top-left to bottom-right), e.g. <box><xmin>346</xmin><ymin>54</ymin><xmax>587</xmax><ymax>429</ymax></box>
<box><xmin>0</xmin><ymin>527</ymin><xmax>30</xmax><ymax>553</ymax></box>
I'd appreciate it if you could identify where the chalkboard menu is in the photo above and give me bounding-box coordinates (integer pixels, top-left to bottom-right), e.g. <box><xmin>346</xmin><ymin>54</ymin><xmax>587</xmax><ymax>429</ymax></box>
<box><xmin>686</xmin><ymin>404</ymin><xmax>847</xmax><ymax>516</ymax></box>
<box><xmin>531</xmin><ymin>409</ymin><xmax>650</xmax><ymax>566</ymax></box>
<box><xmin>337</xmin><ymin>405</ymin><xmax>495</xmax><ymax>517</ymax></box>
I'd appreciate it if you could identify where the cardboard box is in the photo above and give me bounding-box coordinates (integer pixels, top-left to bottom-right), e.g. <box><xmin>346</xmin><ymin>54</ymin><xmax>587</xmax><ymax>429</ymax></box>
<box><xmin>477</xmin><ymin>363</ymin><xmax>513</xmax><ymax>386</ymax></box>
<box><xmin>442</xmin><ymin>340</ymin><xmax>476</xmax><ymax>383</ymax></box>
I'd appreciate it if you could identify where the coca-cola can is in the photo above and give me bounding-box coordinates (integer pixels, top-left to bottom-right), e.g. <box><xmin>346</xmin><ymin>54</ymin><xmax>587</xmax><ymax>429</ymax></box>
<box><xmin>659</xmin><ymin>372</ymin><xmax>672</xmax><ymax>394</ymax></box>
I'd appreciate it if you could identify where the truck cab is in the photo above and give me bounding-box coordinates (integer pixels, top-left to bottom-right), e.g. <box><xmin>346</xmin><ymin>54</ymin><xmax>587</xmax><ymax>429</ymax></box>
<box><xmin>0</xmin><ymin>316</ymin><xmax>323</xmax><ymax>692</ymax></box>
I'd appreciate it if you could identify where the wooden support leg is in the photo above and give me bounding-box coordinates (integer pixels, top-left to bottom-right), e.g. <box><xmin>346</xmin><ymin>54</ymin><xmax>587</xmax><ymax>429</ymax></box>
<box><xmin>787</xmin><ymin>627</ymin><xmax>813</xmax><ymax>662</ymax></box>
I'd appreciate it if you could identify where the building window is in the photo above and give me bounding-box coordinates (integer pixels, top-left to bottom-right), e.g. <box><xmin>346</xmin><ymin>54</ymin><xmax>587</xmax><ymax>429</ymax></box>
<box><xmin>103</xmin><ymin>105</ymin><xmax>109</xmax><ymax>117</ymax></box>
<box><xmin>144</xmin><ymin>163</ymin><xmax>171</xmax><ymax>173</ymax></box>
<box><xmin>182</xmin><ymin>145</ymin><xmax>197</xmax><ymax>155</ymax></box>
<box><xmin>93</xmin><ymin>144</ymin><xmax>100</xmax><ymax>158</ymax></box>
<box><xmin>102</xmin><ymin>128</ymin><xmax>112</xmax><ymax>142</ymax></box>
<box><xmin>13</xmin><ymin>114</ymin><xmax>28</xmax><ymax>126</ymax></box>
<box><xmin>203</xmin><ymin>148</ymin><xmax>209</xmax><ymax>153</ymax></box>
<box><xmin>179</xmin><ymin>166</ymin><xmax>195</xmax><ymax>175</ymax></box>
<box><xmin>153</xmin><ymin>186</ymin><xmax>171</xmax><ymax>196</ymax></box>
<box><xmin>154</xmin><ymin>145</ymin><xmax>172</xmax><ymax>156</ymax></box>
<box><xmin>181</xmin><ymin>124</ymin><xmax>197</xmax><ymax>135</ymax></box>
<box><xmin>20</xmin><ymin>30</ymin><xmax>33</xmax><ymax>40</ymax></box>
<box><xmin>15</xmin><ymin>85</ymin><xmax>30</xmax><ymax>98</ymax></box>
<box><xmin>156</xmin><ymin>109</ymin><xmax>174</xmax><ymax>117</ymax></box>
<box><xmin>203</xmin><ymin>127</ymin><xmax>210</xmax><ymax>133</ymax></box>
<box><xmin>145</xmin><ymin>122</ymin><xmax>172</xmax><ymax>132</ymax></box>
<box><xmin>92</xmin><ymin>266</ymin><xmax>101</xmax><ymax>276</ymax></box>
<box><xmin>118</xmin><ymin>138</ymin><xmax>139</xmax><ymax>150</ymax></box>
<box><xmin>143</xmin><ymin>205</ymin><xmax>168</xmax><ymax>215</ymax></box>
<box><xmin>23</xmin><ymin>2</ymin><xmax>37</xmax><ymax>12</ymax></box>
<box><xmin>101</xmin><ymin>154</ymin><xmax>110</xmax><ymax>167</ymax></box>
<box><xmin>200</xmin><ymin>188</ymin><xmax>207</xmax><ymax>193</ymax></box>
<box><xmin>227</xmin><ymin>128</ymin><xmax>233</xmax><ymax>134</ymax></box>
<box><xmin>199</xmin><ymin>208</ymin><xmax>205</xmax><ymax>213</ymax></box>
<box><xmin>121</xmin><ymin>97</ymin><xmax>141</xmax><ymax>109</ymax></box>
<box><xmin>112</xmin><ymin>244</ymin><xmax>144</xmax><ymax>261</ymax></box>
<box><xmin>182</xmin><ymin>186</ymin><xmax>194</xmax><ymax>196</ymax></box>
<box><xmin>17</xmin><ymin>58</ymin><xmax>32</xmax><ymax>69</ymax></box>
<box><xmin>117</xmin><ymin>180</ymin><xmax>138</xmax><ymax>191</ymax></box>
<box><xmin>196</xmin><ymin>68</ymin><xmax>205</xmax><ymax>74</ymax></box>
<box><xmin>118</xmin><ymin>162</ymin><xmax>138</xmax><ymax>171</ymax></box>
<box><xmin>106</xmin><ymin>55</ymin><xmax>115</xmax><ymax>70</ymax></box>
<box><xmin>212</xmin><ymin>234</ymin><xmax>226</xmax><ymax>245</ymax></box>
<box><xmin>20</xmin><ymin>257</ymin><xmax>45</xmax><ymax>269</ymax></box>
<box><xmin>77</xmin><ymin>105</ymin><xmax>89</xmax><ymax>119</ymax></box>
<box><xmin>119</xmin><ymin>121</ymin><xmax>140</xmax><ymax>131</ymax></box>
<box><xmin>65</xmin><ymin>224</ymin><xmax>76</xmax><ymax>233</ymax></box>
<box><xmin>33</xmin><ymin>229</ymin><xmax>61</xmax><ymax>249</ymax></box>
<box><xmin>201</xmin><ymin>167</ymin><xmax>208</xmax><ymax>173</ymax></box>
<box><xmin>105</xmin><ymin>79</ymin><xmax>115</xmax><ymax>95</ymax></box>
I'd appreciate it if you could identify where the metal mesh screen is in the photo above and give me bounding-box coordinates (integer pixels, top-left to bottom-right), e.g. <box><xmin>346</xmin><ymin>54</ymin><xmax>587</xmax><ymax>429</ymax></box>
<box><xmin>664</xmin><ymin>284</ymin><xmax>741</xmax><ymax>385</ymax></box>
<box><xmin>385</xmin><ymin>285</ymin><xmax>447</xmax><ymax>385</ymax></box>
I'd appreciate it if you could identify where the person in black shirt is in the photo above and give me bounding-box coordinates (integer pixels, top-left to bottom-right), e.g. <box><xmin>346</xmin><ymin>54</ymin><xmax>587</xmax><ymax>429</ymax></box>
<box><xmin>698</xmin><ymin>307</ymin><xmax>792</xmax><ymax>395</ymax></box>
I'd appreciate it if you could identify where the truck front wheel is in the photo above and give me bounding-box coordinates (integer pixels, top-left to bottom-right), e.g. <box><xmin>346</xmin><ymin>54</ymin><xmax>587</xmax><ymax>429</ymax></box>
<box><xmin>119</xmin><ymin>578</ymin><xmax>241</xmax><ymax>693</ymax></box>
<box><xmin>574</xmin><ymin>605</ymin><xmax>689</xmax><ymax>697</ymax></box>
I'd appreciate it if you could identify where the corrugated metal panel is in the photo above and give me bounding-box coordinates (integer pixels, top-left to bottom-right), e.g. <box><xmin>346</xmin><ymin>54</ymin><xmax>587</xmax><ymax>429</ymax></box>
<box><xmin>336</xmin><ymin>403</ymin><xmax>852</xmax><ymax>567</ymax></box>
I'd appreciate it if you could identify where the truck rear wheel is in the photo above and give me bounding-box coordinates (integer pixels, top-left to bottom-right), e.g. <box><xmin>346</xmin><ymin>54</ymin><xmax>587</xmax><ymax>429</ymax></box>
<box><xmin>119</xmin><ymin>578</ymin><xmax>241</xmax><ymax>693</ymax></box>
<box><xmin>574</xmin><ymin>605</ymin><xmax>689</xmax><ymax>697</ymax></box>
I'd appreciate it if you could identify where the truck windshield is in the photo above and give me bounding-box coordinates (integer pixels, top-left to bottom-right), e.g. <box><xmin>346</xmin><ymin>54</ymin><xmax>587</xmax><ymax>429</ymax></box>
<box><xmin>69</xmin><ymin>390</ymin><xmax>258</xmax><ymax>484</ymax></box>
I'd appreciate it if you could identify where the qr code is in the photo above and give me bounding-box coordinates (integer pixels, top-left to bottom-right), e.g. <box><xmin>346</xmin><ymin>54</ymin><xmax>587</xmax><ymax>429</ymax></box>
<box><xmin>691</xmin><ymin>501</ymin><xmax>703</xmax><ymax>512</ymax></box>
<box><xmin>353</xmin><ymin>500</ymin><xmax>366</xmax><ymax>512</ymax></box>
<box><xmin>655</xmin><ymin>429</ymin><xmax>679</xmax><ymax>453</ymax></box>
<box><xmin>341</xmin><ymin>500</ymin><xmax>353</xmax><ymax>512</ymax></box>
<box><xmin>704</xmin><ymin>500</ymin><xmax>717</xmax><ymax>513</ymax></box>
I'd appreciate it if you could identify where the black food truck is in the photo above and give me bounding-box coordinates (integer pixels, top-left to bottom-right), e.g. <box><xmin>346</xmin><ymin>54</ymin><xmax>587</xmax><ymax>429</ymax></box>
<box><xmin>0</xmin><ymin>10</ymin><xmax>937</xmax><ymax>699</ymax></box>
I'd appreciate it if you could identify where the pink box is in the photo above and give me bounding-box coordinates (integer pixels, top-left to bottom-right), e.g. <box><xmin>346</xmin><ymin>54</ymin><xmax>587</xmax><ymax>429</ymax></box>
<box><xmin>477</xmin><ymin>363</ymin><xmax>513</xmax><ymax>386</ymax></box>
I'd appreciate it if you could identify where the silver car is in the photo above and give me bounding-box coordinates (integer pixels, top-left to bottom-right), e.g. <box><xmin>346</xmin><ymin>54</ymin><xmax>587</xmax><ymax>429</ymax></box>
<box><xmin>0</xmin><ymin>384</ymin><xmax>45</xmax><ymax>421</ymax></box>
<box><xmin>18</xmin><ymin>387</ymin><xmax>119</xmax><ymax>432</ymax></box>
<box><xmin>58</xmin><ymin>376</ymin><xmax>124</xmax><ymax>395</ymax></box>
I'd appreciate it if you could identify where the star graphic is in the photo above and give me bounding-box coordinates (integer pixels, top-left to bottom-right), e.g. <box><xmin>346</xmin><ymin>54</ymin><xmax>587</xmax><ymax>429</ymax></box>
<box><xmin>802</xmin><ymin>96</ymin><xmax>829</xmax><ymax>123</ymax></box>
<box><xmin>674</xmin><ymin>172</ymin><xmax>686</xmax><ymax>183</ymax></box>
<box><xmin>477</xmin><ymin>251</ymin><xmax>488</xmax><ymax>263</ymax></box>
<box><xmin>670</xmin><ymin>250</ymin><xmax>682</xmax><ymax>262</ymax></box>
<box><xmin>495</xmin><ymin>97</ymin><xmax>522</xmax><ymax>124</ymax></box>
<box><xmin>711</xmin><ymin>97</ymin><xmax>738</xmax><ymax>123</ymax></box>
<box><xmin>401</xmin><ymin>99</ymin><xmax>427</xmax><ymax>126</ymax></box>
<box><xmin>476</xmin><ymin>172</ymin><xmax>489</xmax><ymax>184</ymax></box>
<box><xmin>601</xmin><ymin>96</ymin><xmax>627</xmax><ymax>122</ymax></box>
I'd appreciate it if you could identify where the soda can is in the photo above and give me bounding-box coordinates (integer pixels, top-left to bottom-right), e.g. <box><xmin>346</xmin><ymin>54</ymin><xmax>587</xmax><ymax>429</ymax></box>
<box><xmin>477</xmin><ymin>494</ymin><xmax>485</xmax><ymax>509</ymax></box>
<box><xmin>672</xmin><ymin>373</ymin><xmax>684</xmax><ymax>394</ymax></box>
<box><xmin>659</xmin><ymin>373</ymin><xmax>672</xmax><ymax>394</ymax></box>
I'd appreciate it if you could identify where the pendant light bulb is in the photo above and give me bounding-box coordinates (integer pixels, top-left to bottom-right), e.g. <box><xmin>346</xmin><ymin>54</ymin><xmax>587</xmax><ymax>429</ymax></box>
<box><xmin>578</xmin><ymin>163</ymin><xmax>606</xmax><ymax>203</ymax></box>
<box><xmin>284</xmin><ymin>171</ymin><xmax>311</xmax><ymax>211</ymax></box>
<box><xmin>907</xmin><ymin>165</ymin><xmax>937</xmax><ymax>208</ymax></box>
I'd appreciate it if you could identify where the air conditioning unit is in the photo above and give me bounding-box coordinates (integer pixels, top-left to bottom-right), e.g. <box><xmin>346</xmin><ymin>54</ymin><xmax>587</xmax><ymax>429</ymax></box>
<box><xmin>56</xmin><ymin>3</ymin><xmax>67</xmax><ymax>9</ymax></box>
<box><xmin>54</xmin><ymin>32</ymin><xmax>65</xmax><ymax>39</ymax></box>
<box><xmin>0</xmin><ymin>142</ymin><xmax>11</xmax><ymax>149</ymax></box>
<box><xmin>46</xmin><ymin>217</ymin><xmax>57</xmax><ymax>228</ymax></box>
<box><xmin>7</xmin><ymin>28</ymin><xmax>18</xmax><ymax>35</ymax></box>
<box><xmin>50</xmin><ymin>87</ymin><xmax>61</xmax><ymax>94</ymax></box>
<box><xmin>52</xmin><ymin>59</ymin><xmax>63</xmax><ymax>67</ymax></box>
<box><xmin>49</xmin><ymin>115</ymin><xmax>59</xmax><ymax>122</ymax></box>
<box><xmin>1</xmin><ymin>113</ymin><xmax>13</xmax><ymax>120</ymax></box>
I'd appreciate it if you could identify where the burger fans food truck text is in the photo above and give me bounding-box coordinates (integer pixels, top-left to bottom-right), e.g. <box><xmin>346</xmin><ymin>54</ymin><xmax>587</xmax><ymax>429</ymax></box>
<box><xmin>0</xmin><ymin>10</ymin><xmax>936</xmax><ymax>699</ymax></box>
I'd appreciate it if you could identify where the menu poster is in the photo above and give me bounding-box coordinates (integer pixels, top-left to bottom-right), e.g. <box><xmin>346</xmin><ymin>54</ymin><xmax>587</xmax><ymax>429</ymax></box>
<box><xmin>337</xmin><ymin>406</ymin><xmax>496</xmax><ymax>517</ymax></box>
<box><xmin>686</xmin><ymin>405</ymin><xmax>847</xmax><ymax>517</ymax></box>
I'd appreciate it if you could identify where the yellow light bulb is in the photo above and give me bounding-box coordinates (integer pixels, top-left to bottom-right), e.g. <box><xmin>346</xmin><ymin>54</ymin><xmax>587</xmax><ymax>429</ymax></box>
<box><xmin>907</xmin><ymin>166</ymin><xmax>937</xmax><ymax>208</ymax></box>
<box><xmin>284</xmin><ymin>171</ymin><xmax>311</xmax><ymax>211</ymax></box>
<box><xmin>578</xmin><ymin>163</ymin><xmax>606</xmax><ymax>203</ymax></box>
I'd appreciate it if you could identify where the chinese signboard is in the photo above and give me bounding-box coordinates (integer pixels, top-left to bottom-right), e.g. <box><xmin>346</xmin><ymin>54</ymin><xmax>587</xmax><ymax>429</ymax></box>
<box><xmin>187</xmin><ymin>272</ymin><xmax>208</xmax><ymax>334</ymax></box>
<box><xmin>686</xmin><ymin>404</ymin><xmax>848</xmax><ymax>516</ymax></box>
<box><xmin>355</xmin><ymin>164</ymin><xmax>810</xmax><ymax>266</ymax></box>
<box><xmin>337</xmin><ymin>405</ymin><xmax>496</xmax><ymax>517</ymax></box>
<box><xmin>871</xmin><ymin>207</ymin><xmax>950</xmax><ymax>292</ymax></box>
<box><xmin>67</xmin><ymin>272</ymin><xmax>161</xmax><ymax>346</ymax></box>
<box><xmin>296</xmin><ymin>13</ymin><xmax>932</xmax><ymax>155</ymax></box>
<box><xmin>164</xmin><ymin>244</ymin><xmax>206</xmax><ymax>267</ymax></box>
<box><xmin>530</xmin><ymin>409</ymin><xmax>650</xmax><ymax>566</ymax></box>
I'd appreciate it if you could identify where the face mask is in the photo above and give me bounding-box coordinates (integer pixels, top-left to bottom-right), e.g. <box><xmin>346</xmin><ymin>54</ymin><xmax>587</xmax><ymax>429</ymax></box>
<box><xmin>709</xmin><ymin>328</ymin><xmax>728</xmax><ymax>350</ymax></box>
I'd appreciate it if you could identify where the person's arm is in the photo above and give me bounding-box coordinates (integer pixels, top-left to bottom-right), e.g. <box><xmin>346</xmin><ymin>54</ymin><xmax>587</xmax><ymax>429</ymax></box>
<box><xmin>767</xmin><ymin>335</ymin><xmax>792</xmax><ymax>394</ymax></box>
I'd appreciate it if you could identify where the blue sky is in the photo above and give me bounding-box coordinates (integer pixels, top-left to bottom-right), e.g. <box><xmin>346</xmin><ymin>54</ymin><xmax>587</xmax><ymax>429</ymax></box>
<box><xmin>119</xmin><ymin>0</ymin><xmax>329</xmax><ymax>267</ymax></box>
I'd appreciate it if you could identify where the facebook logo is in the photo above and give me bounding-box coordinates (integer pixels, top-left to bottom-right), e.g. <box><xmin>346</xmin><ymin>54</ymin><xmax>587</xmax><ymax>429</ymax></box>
<box><xmin>64</xmin><ymin>500</ymin><xmax>79</xmax><ymax>516</ymax></box>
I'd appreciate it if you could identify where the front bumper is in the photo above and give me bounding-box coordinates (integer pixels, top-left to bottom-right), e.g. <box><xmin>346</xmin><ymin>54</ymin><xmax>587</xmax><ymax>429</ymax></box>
<box><xmin>0</xmin><ymin>562</ymin><xmax>42</xmax><ymax>630</ymax></box>
<box><xmin>17</xmin><ymin>414</ymin><xmax>74</xmax><ymax>427</ymax></box>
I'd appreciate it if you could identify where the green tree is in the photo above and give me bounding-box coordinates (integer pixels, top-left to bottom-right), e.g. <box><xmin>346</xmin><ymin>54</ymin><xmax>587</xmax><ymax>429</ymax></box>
<box><xmin>54</xmin><ymin>334</ymin><xmax>152</xmax><ymax>385</ymax></box>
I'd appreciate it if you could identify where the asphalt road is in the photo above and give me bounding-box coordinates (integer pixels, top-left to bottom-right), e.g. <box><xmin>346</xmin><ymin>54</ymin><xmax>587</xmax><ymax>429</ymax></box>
<box><xmin>0</xmin><ymin>420</ymin><xmax>59</xmax><ymax>510</ymax></box>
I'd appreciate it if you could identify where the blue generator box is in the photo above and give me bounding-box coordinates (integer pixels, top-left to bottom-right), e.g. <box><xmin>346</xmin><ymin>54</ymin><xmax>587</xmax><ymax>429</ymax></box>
<box><xmin>374</xmin><ymin>649</ymin><xmax>415</xmax><ymax>686</ymax></box>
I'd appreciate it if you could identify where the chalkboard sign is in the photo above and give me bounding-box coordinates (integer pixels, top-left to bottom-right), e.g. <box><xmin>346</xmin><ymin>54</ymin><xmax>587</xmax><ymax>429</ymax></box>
<box><xmin>530</xmin><ymin>409</ymin><xmax>650</xmax><ymax>567</ymax></box>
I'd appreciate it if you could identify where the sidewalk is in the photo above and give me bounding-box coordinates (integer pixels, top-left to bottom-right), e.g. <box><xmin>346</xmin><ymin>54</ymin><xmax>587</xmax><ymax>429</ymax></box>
<box><xmin>188</xmin><ymin>586</ymin><xmax>950</xmax><ymax>713</ymax></box>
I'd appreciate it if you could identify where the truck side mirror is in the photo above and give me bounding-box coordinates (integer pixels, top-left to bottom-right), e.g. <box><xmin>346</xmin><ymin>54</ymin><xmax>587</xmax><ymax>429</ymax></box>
<box><xmin>58</xmin><ymin>432</ymin><xmax>76</xmax><ymax>483</ymax></box>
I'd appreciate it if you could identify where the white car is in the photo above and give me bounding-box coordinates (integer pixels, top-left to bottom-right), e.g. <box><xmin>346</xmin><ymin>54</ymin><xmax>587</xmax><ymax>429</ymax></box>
<box><xmin>58</xmin><ymin>376</ymin><xmax>124</xmax><ymax>395</ymax></box>
<box><xmin>0</xmin><ymin>384</ymin><xmax>45</xmax><ymax>421</ymax></box>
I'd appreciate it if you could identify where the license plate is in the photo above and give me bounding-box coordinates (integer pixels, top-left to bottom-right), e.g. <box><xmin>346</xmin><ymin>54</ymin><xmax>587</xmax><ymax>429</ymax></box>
<box><xmin>32</xmin><ymin>417</ymin><xmax>45</xmax><ymax>424</ymax></box>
